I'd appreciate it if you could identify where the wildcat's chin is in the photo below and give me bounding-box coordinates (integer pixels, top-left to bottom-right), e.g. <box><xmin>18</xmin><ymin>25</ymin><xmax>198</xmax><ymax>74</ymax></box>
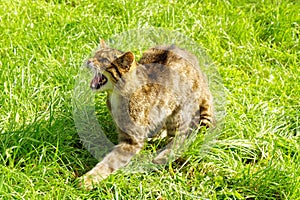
<box><xmin>90</xmin><ymin>74</ymin><xmax>108</xmax><ymax>90</ymax></box>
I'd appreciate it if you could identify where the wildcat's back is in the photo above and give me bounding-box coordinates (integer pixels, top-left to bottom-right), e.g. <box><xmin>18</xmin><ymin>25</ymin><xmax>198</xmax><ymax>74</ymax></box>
<box><xmin>139</xmin><ymin>45</ymin><xmax>214</xmax><ymax>128</ymax></box>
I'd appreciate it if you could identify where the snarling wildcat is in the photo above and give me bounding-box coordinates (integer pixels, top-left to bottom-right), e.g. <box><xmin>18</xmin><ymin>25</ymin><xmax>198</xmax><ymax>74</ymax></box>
<box><xmin>80</xmin><ymin>40</ymin><xmax>214</xmax><ymax>189</ymax></box>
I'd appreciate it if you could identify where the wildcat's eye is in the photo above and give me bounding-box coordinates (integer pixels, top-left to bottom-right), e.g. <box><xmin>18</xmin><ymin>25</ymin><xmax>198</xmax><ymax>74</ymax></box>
<box><xmin>98</xmin><ymin>58</ymin><xmax>110</xmax><ymax>63</ymax></box>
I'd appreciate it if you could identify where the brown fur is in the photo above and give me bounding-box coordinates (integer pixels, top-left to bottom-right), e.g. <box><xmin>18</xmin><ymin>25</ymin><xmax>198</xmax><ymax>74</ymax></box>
<box><xmin>80</xmin><ymin>42</ymin><xmax>214</xmax><ymax>189</ymax></box>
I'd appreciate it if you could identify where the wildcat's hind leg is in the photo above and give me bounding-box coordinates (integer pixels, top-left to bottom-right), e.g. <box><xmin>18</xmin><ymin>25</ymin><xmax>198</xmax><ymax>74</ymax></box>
<box><xmin>152</xmin><ymin>113</ymin><xmax>194</xmax><ymax>165</ymax></box>
<box><xmin>152</xmin><ymin>132</ymin><xmax>190</xmax><ymax>164</ymax></box>
<box><xmin>152</xmin><ymin>101</ymin><xmax>211</xmax><ymax>165</ymax></box>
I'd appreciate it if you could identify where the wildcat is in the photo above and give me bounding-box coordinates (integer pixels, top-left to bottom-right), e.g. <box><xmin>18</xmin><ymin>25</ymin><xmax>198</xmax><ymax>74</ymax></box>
<box><xmin>80</xmin><ymin>40</ymin><xmax>214</xmax><ymax>189</ymax></box>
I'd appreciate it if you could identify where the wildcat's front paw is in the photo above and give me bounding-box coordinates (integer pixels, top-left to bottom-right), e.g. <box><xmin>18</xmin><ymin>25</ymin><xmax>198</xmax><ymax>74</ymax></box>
<box><xmin>78</xmin><ymin>164</ymin><xmax>112</xmax><ymax>190</ymax></box>
<box><xmin>78</xmin><ymin>174</ymin><xmax>100</xmax><ymax>190</ymax></box>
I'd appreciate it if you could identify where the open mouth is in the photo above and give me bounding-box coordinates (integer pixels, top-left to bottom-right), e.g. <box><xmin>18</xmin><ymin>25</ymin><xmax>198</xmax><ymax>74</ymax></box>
<box><xmin>90</xmin><ymin>73</ymin><xmax>107</xmax><ymax>90</ymax></box>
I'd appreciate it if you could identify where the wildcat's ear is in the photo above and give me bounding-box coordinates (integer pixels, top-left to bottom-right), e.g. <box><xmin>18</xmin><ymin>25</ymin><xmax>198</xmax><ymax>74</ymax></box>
<box><xmin>99</xmin><ymin>39</ymin><xmax>107</xmax><ymax>48</ymax></box>
<box><xmin>113</xmin><ymin>52</ymin><xmax>135</xmax><ymax>71</ymax></box>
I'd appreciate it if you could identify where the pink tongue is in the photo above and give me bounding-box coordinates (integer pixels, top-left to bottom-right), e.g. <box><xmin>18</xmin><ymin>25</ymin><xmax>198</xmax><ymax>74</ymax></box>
<box><xmin>90</xmin><ymin>75</ymin><xmax>102</xmax><ymax>89</ymax></box>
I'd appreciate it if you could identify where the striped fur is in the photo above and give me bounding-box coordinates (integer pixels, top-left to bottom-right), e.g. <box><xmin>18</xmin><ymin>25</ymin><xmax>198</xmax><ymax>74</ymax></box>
<box><xmin>81</xmin><ymin>42</ymin><xmax>214</xmax><ymax>189</ymax></box>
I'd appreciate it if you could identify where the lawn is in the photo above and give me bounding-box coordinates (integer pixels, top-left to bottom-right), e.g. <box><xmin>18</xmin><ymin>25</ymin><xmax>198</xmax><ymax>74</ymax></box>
<box><xmin>0</xmin><ymin>0</ymin><xmax>299</xmax><ymax>199</ymax></box>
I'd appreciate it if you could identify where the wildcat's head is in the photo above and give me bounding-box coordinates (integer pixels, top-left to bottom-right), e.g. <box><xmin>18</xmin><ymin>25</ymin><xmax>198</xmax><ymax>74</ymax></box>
<box><xmin>86</xmin><ymin>40</ymin><xmax>136</xmax><ymax>92</ymax></box>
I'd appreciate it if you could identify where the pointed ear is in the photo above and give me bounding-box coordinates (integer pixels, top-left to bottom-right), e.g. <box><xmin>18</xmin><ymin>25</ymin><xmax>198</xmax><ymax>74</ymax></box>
<box><xmin>113</xmin><ymin>52</ymin><xmax>135</xmax><ymax>71</ymax></box>
<box><xmin>99</xmin><ymin>39</ymin><xmax>107</xmax><ymax>48</ymax></box>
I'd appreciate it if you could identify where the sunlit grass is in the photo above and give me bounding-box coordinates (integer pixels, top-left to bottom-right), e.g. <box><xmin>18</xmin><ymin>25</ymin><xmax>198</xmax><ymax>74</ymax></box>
<box><xmin>0</xmin><ymin>0</ymin><xmax>299</xmax><ymax>199</ymax></box>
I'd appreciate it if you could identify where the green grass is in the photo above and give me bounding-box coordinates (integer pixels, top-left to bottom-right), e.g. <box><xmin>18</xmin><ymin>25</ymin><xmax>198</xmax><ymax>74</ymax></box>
<box><xmin>1</xmin><ymin>0</ymin><xmax>299</xmax><ymax>199</ymax></box>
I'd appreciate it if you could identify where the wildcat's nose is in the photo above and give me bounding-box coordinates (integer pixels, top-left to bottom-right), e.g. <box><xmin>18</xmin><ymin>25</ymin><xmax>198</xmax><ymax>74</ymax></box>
<box><xmin>86</xmin><ymin>60</ymin><xmax>92</xmax><ymax>65</ymax></box>
<box><xmin>86</xmin><ymin>59</ymin><xmax>94</xmax><ymax>67</ymax></box>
